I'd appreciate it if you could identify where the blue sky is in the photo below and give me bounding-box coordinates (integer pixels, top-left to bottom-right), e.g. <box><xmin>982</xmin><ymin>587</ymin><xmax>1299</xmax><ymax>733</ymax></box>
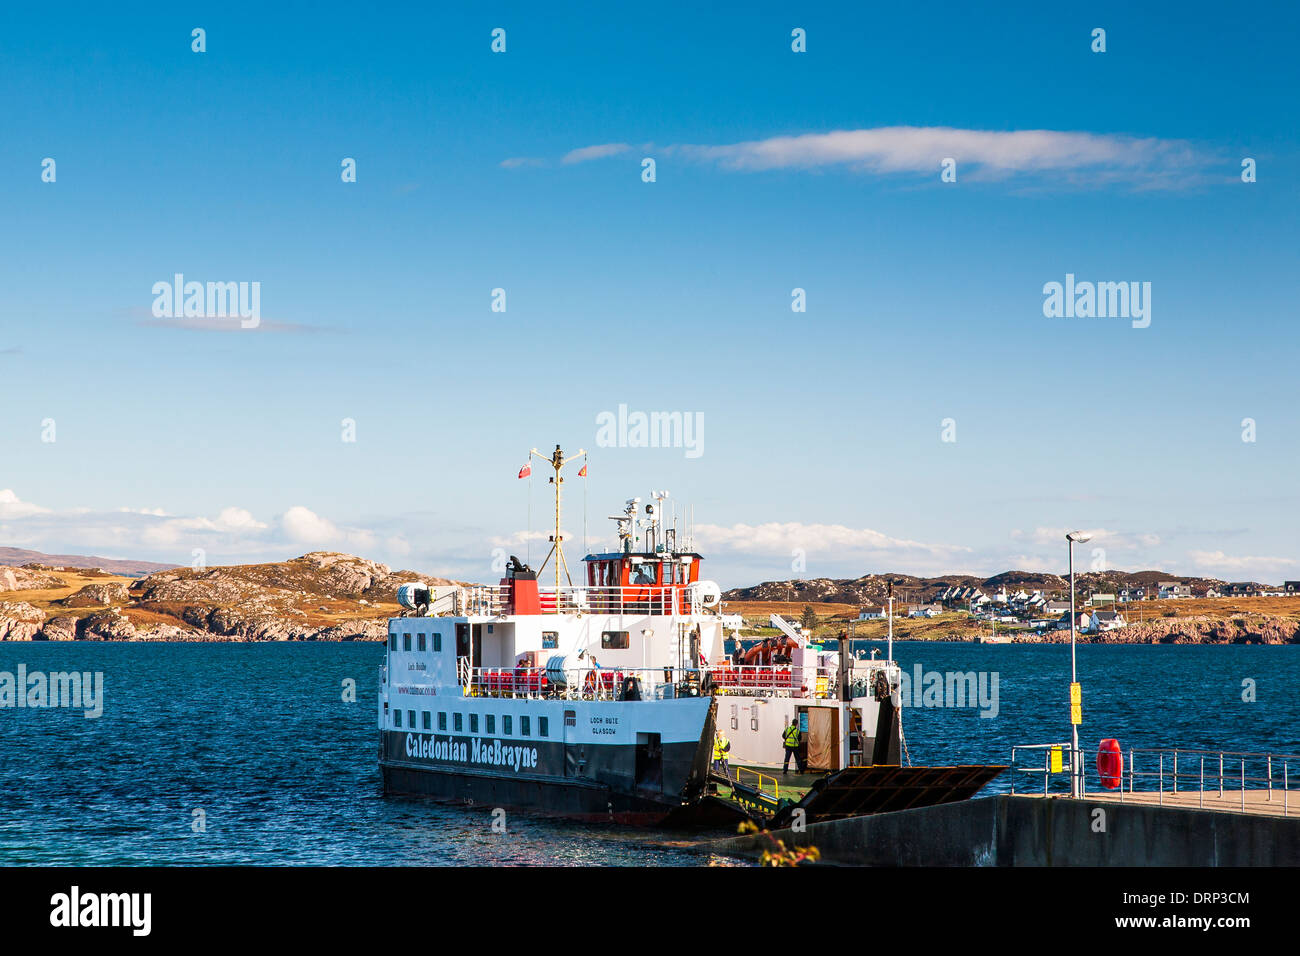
<box><xmin>1</xmin><ymin>2</ymin><xmax>1297</xmax><ymax>587</ymax></box>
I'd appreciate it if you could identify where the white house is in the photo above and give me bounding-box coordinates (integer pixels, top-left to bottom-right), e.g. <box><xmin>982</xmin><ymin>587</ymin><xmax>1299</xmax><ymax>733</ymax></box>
<box><xmin>1084</xmin><ymin>610</ymin><xmax>1127</xmax><ymax>633</ymax></box>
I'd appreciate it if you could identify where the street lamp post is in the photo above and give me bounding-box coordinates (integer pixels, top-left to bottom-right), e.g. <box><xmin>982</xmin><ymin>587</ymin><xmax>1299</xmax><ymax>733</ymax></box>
<box><xmin>1066</xmin><ymin>531</ymin><xmax>1092</xmax><ymax>798</ymax></box>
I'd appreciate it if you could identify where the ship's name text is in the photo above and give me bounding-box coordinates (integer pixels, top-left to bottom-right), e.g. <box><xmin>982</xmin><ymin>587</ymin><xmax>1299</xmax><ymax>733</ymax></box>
<box><xmin>405</xmin><ymin>733</ymin><xmax>539</xmax><ymax>771</ymax></box>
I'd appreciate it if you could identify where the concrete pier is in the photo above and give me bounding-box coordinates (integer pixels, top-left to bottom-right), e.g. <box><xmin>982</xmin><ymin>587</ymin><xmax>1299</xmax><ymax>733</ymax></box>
<box><xmin>702</xmin><ymin>793</ymin><xmax>1300</xmax><ymax>866</ymax></box>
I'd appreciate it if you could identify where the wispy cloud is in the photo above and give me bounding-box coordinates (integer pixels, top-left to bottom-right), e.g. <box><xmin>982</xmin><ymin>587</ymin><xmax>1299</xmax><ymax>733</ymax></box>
<box><xmin>500</xmin><ymin>156</ymin><xmax>546</xmax><ymax>169</ymax></box>
<box><xmin>561</xmin><ymin>142</ymin><xmax>633</xmax><ymax>165</ymax></box>
<box><xmin>0</xmin><ymin>489</ymin><xmax>396</xmax><ymax>564</ymax></box>
<box><xmin>537</xmin><ymin>126</ymin><xmax>1215</xmax><ymax>189</ymax></box>
<box><xmin>1187</xmin><ymin>550</ymin><xmax>1298</xmax><ymax>580</ymax></box>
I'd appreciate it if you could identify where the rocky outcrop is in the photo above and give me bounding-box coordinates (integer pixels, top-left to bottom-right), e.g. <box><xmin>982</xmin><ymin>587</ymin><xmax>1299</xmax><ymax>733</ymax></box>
<box><xmin>64</xmin><ymin>581</ymin><xmax>131</xmax><ymax>607</ymax></box>
<box><xmin>4</xmin><ymin>552</ymin><xmax>462</xmax><ymax>643</ymax></box>
<box><xmin>39</xmin><ymin>615</ymin><xmax>79</xmax><ymax>641</ymax></box>
<box><xmin>0</xmin><ymin>566</ymin><xmax>66</xmax><ymax>592</ymax></box>
<box><xmin>312</xmin><ymin>619</ymin><xmax>389</xmax><ymax>642</ymax></box>
<box><xmin>77</xmin><ymin>609</ymin><xmax>138</xmax><ymax>641</ymax></box>
<box><xmin>0</xmin><ymin>602</ymin><xmax>48</xmax><ymax>641</ymax></box>
<box><xmin>1012</xmin><ymin>615</ymin><xmax>1300</xmax><ymax>645</ymax></box>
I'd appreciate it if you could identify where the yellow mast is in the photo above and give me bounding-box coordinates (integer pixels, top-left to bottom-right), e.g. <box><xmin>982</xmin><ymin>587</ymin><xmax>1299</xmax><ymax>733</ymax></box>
<box><xmin>530</xmin><ymin>444</ymin><xmax>586</xmax><ymax>609</ymax></box>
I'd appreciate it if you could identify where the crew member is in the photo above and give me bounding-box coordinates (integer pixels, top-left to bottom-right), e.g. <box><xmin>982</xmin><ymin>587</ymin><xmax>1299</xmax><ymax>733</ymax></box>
<box><xmin>782</xmin><ymin>718</ymin><xmax>804</xmax><ymax>774</ymax></box>
<box><xmin>712</xmin><ymin>729</ymin><xmax>731</xmax><ymax>779</ymax></box>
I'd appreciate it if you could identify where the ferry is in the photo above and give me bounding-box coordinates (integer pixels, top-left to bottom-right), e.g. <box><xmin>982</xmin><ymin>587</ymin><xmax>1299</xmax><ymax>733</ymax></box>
<box><xmin>377</xmin><ymin>445</ymin><xmax>903</xmax><ymax>825</ymax></box>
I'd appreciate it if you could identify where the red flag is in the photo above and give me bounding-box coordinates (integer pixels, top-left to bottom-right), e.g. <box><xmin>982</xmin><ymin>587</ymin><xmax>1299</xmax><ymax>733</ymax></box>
<box><xmin>577</xmin><ymin>464</ymin><xmax>587</xmax><ymax>477</ymax></box>
<box><xmin>518</xmin><ymin>463</ymin><xmax>531</xmax><ymax>479</ymax></box>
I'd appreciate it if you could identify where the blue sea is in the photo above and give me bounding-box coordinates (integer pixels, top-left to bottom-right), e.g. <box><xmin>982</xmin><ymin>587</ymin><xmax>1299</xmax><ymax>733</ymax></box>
<box><xmin>1</xmin><ymin>641</ymin><xmax>1296</xmax><ymax>865</ymax></box>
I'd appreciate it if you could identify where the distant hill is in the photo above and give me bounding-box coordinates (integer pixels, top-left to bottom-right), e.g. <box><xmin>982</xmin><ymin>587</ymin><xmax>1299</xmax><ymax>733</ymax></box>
<box><xmin>0</xmin><ymin>546</ymin><xmax>177</xmax><ymax>577</ymax></box>
<box><xmin>723</xmin><ymin>569</ymin><xmax>1249</xmax><ymax>605</ymax></box>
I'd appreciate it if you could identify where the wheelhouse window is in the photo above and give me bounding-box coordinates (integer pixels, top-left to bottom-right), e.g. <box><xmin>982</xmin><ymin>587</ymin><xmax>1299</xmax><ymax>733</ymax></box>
<box><xmin>422</xmin><ymin>712</ymin><xmax>431</xmax><ymax>730</ymax></box>
<box><xmin>433</xmin><ymin>632</ymin><xmax>442</xmax><ymax>652</ymax></box>
<box><xmin>453</xmin><ymin>713</ymin><xmax>463</xmax><ymax>732</ymax></box>
<box><xmin>470</xmin><ymin>713</ymin><xmax>479</xmax><ymax>733</ymax></box>
<box><xmin>503</xmin><ymin>715</ymin><xmax>513</xmax><ymax>736</ymax></box>
<box><xmin>417</xmin><ymin>633</ymin><xmax>426</xmax><ymax>652</ymax></box>
<box><xmin>602</xmin><ymin>630</ymin><xmax>630</xmax><ymax>650</ymax></box>
<box><xmin>438</xmin><ymin>712</ymin><xmax>447</xmax><ymax>731</ymax></box>
<box><xmin>403</xmin><ymin>634</ymin><xmax>412</xmax><ymax>652</ymax></box>
<box><xmin>388</xmin><ymin>633</ymin><xmax>397</xmax><ymax>651</ymax></box>
<box><xmin>486</xmin><ymin>714</ymin><xmax>496</xmax><ymax>734</ymax></box>
<box><xmin>394</xmin><ymin>710</ymin><xmax>402</xmax><ymax>728</ymax></box>
<box><xmin>521</xmin><ymin>716</ymin><xmax>531</xmax><ymax>737</ymax></box>
<box><xmin>631</xmin><ymin>564</ymin><xmax>656</xmax><ymax>586</ymax></box>
<box><xmin>539</xmin><ymin>716</ymin><xmax>549</xmax><ymax>738</ymax></box>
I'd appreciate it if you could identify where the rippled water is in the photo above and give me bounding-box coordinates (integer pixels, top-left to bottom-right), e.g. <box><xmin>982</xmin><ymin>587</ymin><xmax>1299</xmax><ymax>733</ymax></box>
<box><xmin>1</xmin><ymin>641</ymin><xmax>1295</xmax><ymax>864</ymax></box>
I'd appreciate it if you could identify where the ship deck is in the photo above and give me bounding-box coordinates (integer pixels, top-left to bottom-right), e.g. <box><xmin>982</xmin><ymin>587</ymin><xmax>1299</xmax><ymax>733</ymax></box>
<box><xmin>712</xmin><ymin>763</ymin><xmax>825</xmax><ymax>805</ymax></box>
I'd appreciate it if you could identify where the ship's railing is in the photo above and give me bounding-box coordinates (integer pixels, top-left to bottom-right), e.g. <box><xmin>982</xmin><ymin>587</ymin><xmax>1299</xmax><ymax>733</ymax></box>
<box><xmin>460</xmin><ymin>664</ymin><xmax>707</xmax><ymax>702</ymax></box>
<box><xmin>1011</xmin><ymin>743</ymin><xmax>1300</xmax><ymax>814</ymax></box>
<box><xmin>710</xmin><ymin>664</ymin><xmax>811</xmax><ymax>698</ymax></box>
<box><xmin>733</xmin><ymin>766</ymin><xmax>781</xmax><ymax>799</ymax></box>
<box><xmin>540</xmin><ymin>585</ymin><xmax>696</xmax><ymax>616</ymax></box>
<box><xmin>463</xmin><ymin>585</ymin><xmax>511</xmax><ymax>616</ymax></box>
<box><xmin>457</xmin><ymin>583</ymin><xmax>705</xmax><ymax>617</ymax></box>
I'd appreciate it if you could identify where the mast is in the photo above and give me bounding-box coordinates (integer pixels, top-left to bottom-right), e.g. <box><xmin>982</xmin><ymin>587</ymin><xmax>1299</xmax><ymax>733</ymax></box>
<box><xmin>530</xmin><ymin>443</ymin><xmax>586</xmax><ymax>606</ymax></box>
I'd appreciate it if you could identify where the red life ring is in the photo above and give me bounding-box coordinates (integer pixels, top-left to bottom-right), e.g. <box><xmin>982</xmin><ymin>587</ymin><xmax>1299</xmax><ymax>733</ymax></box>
<box><xmin>1097</xmin><ymin>738</ymin><xmax>1123</xmax><ymax>790</ymax></box>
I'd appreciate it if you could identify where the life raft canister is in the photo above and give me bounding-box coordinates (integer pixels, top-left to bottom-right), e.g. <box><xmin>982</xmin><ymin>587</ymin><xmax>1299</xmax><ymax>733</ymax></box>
<box><xmin>1097</xmin><ymin>738</ymin><xmax>1123</xmax><ymax>790</ymax></box>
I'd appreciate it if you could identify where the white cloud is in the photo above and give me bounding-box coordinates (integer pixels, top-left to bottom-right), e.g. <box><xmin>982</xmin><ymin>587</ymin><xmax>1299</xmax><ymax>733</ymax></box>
<box><xmin>549</xmin><ymin>126</ymin><xmax>1212</xmax><ymax>189</ymax></box>
<box><xmin>1188</xmin><ymin>550</ymin><xmax>1297</xmax><ymax>580</ymax></box>
<box><xmin>0</xmin><ymin>489</ymin><xmax>50</xmax><ymax>519</ymax></box>
<box><xmin>0</xmin><ymin>493</ymin><xmax>378</xmax><ymax>566</ymax></box>
<box><xmin>1013</xmin><ymin>527</ymin><xmax>1161</xmax><ymax>551</ymax></box>
<box><xmin>561</xmin><ymin>142</ymin><xmax>632</xmax><ymax>164</ymax></box>
<box><xmin>693</xmin><ymin>521</ymin><xmax>972</xmax><ymax>577</ymax></box>
<box><xmin>281</xmin><ymin>506</ymin><xmax>340</xmax><ymax>545</ymax></box>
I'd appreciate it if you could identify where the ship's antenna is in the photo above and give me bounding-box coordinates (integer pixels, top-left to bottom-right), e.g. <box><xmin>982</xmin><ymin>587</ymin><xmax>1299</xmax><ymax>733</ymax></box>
<box><xmin>530</xmin><ymin>444</ymin><xmax>586</xmax><ymax>605</ymax></box>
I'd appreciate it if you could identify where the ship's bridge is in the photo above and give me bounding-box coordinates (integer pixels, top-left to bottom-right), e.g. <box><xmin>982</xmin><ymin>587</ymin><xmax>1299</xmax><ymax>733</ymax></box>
<box><xmin>579</xmin><ymin>550</ymin><xmax>704</xmax><ymax>615</ymax></box>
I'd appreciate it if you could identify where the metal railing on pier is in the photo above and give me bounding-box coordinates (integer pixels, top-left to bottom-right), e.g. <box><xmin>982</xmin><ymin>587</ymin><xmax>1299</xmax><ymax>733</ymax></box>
<box><xmin>1010</xmin><ymin>743</ymin><xmax>1300</xmax><ymax>816</ymax></box>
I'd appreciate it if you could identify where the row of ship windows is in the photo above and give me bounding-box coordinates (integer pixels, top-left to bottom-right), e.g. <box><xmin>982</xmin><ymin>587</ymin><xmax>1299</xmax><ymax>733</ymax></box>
<box><xmin>390</xmin><ymin>633</ymin><xmax>443</xmax><ymax>652</ymax></box>
<box><xmin>393</xmin><ymin>708</ymin><xmax>550</xmax><ymax>738</ymax></box>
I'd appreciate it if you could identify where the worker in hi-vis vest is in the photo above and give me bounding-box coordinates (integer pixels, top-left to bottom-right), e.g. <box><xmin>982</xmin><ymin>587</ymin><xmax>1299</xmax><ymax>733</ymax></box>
<box><xmin>712</xmin><ymin>729</ymin><xmax>731</xmax><ymax>777</ymax></box>
<box><xmin>782</xmin><ymin>718</ymin><xmax>804</xmax><ymax>774</ymax></box>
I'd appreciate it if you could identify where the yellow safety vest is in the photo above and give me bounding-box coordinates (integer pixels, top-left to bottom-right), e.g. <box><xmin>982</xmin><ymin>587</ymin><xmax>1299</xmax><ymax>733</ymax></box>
<box><xmin>783</xmin><ymin>725</ymin><xmax>801</xmax><ymax>748</ymax></box>
<box><xmin>714</xmin><ymin>737</ymin><xmax>729</xmax><ymax>759</ymax></box>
